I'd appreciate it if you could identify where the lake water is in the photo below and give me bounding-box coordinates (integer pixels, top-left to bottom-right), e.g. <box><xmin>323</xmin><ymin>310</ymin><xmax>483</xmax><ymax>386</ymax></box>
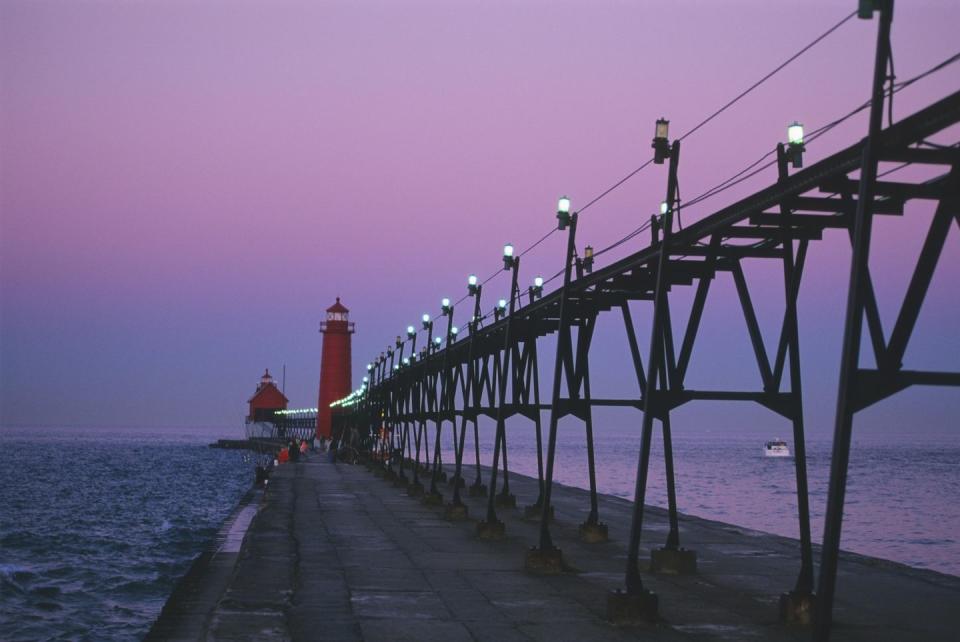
<box><xmin>437</xmin><ymin>420</ymin><xmax>960</xmax><ymax>576</ymax></box>
<box><xmin>0</xmin><ymin>426</ymin><xmax>251</xmax><ymax>641</ymax></box>
<box><xmin>1</xmin><ymin>423</ymin><xmax>957</xmax><ymax>641</ymax></box>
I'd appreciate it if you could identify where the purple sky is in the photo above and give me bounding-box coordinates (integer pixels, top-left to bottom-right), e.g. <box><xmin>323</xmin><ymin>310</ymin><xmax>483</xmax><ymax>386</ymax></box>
<box><xmin>1</xmin><ymin>1</ymin><xmax>958</xmax><ymax>435</ymax></box>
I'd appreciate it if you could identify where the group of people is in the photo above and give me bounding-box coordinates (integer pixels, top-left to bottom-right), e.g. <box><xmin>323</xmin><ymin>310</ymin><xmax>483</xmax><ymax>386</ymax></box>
<box><xmin>276</xmin><ymin>438</ymin><xmax>310</xmax><ymax>464</ymax></box>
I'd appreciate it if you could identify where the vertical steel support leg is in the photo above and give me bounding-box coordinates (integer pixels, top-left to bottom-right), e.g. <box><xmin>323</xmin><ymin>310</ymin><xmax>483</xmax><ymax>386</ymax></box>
<box><xmin>815</xmin><ymin>3</ymin><xmax>893</xmax><ymax>639</ymax></box>
<box><xmin>656</xmin><ymin>301</ymin><xmax>681</xmax><ymax>550</ymax></box>
<box><xmin>661</xmin><ymin>411</ymin><xmax>680</xmax><ymax>549</ymax></box>
<box><xmin>430</xmin><ymin>418</ymin><xmax>442</xmax><ymax>494</ymax></box>
<box><xmin>536</xmin><ymin>213</ymin><xmax>579</xmax><ymax>553</ymax></box>
<box><xmin>624</xmin><ymin>140</ymin><xmax>680</xmax><ymax>596</ymax></box>
<box><xmin>481</xmin><ymin>260</ymin><xmax>521</xmax><ymax>529</ymax></box>
<box><xmin>472</xmin><ymin>416</ymin><xmax>483</xmax><ymax>488</ymax></box>
<box><xmin>532</xmin><ymin>346</ymin><xmax>546</xmax><ymax>504</ymax></box>
<box><xmin>582</xmin><ymin>373</ymin><xmax>600</xmax><ymax>525</ymax></box>
<box><xmin>413</xmin><ymin>420</ymin><xmax>424</xmax><ymax>484</ymax></box>
<box><xmin>452</xmin><ymin>413</ymin><xmax>468</xmax><ymax>505</ymax></box>
<box><xmin>625</xmin><ymin>403</ymin><xmax>658</xmax><ymax>592</ymax></box>
<box><xmin>776</xmin><ymin>145</ymin><xmax>814</xmax><ymax>602</ymax></box>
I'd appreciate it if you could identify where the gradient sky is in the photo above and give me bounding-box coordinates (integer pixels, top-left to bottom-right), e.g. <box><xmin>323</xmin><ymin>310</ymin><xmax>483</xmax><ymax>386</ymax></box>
<box><xmin>1</xmin><ymin>0</ymin><xmax>958</xmax><ymax>436</ymax></box>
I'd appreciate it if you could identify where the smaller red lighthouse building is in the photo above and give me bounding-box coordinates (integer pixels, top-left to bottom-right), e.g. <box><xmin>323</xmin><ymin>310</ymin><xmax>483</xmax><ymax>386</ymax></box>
<box><xmin>248</xmin><ymin>369</ymin><xmax>288</xmax><ymax>422</ymax></box>
<box><xmin>317</xmin><ymin>298</ymin><xmax>355</xmax><ymax>439</ymax></box>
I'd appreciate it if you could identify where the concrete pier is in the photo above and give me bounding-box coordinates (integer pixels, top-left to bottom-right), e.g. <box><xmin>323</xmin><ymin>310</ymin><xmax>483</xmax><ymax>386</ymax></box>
<box><xmin>149</xmin><ymin>458</ymin><xmax>960</xmax><ymax>641</ymax></box>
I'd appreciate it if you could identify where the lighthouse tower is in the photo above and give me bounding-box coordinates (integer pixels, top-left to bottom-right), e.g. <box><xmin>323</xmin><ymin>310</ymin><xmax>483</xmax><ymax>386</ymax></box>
<box><xmin>317</xmin><ymin>297</ymin><xmax>355</xmax><ymax>439</ymax></box>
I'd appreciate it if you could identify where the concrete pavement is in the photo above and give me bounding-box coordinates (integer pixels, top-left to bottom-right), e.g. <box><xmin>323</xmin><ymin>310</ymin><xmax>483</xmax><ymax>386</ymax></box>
<box><xmin>148</xmin><ymin>457</ymin><xmax>960</xmax><ymax>641</ymax></box>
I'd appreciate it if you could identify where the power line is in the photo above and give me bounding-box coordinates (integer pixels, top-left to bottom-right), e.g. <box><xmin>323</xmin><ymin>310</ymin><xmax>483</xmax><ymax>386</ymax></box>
<box><xmin>578</xmin><ymin>158</ymin><xmax>656</xmax><ymax>215</ymax></box>
<box><xmin>449</xmin><ymin>11</ymin><xmax>872</xmax><ymax>301</ymax></box>
<box><xmin>580</xmin><ymin>50</ymin><xmax>960</xmax><ymax>272</ymax></box>
<box><xmin>678</xmin><ymin>10</ymin><xmax>858</xmax><ymax>142</ymax></box>
<box><xmin>572</xmin><ymin>10</ymin><xmax>857</xmax><ymax>220</ymax></box>
<box><xmin>370</xmin><ymin>37</ymin><xmax>960</xmax><ymax>360</ymax></box>
<box><xmin>682</xmin><ymin>50</ymin><xmax>960</xmax><ymax>214</ymax></box>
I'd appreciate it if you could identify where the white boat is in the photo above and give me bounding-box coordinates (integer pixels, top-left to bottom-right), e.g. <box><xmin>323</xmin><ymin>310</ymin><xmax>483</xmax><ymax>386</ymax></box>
<box><xmin>764</xmin><ymin>438</ymin><xmax>791</xmax><ymax>457</ymax></box>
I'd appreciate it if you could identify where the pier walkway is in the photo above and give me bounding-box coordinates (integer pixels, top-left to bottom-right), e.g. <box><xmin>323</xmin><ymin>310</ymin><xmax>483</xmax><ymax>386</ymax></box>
<box><xmin>150</xmin><ymin>459</ymin><xmax>959</xmax><ymax>641</ymax></box>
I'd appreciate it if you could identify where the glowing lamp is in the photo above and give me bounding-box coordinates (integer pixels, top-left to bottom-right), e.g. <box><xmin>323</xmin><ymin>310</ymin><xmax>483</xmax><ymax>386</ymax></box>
<box><xmin>468</xmin><ymin>274</ymin><xmax>479</xmax><ymax>295</ymax></box>
<box><xmin>557</xmin><ymin>195</ymin><xmax>571</xmax><ymax>230</ymax></box>
<box><xmin>422</xmin><ymin>313</ymin><xmax>432</xmax><ymax>329</ymax></box>
<box><xmin>531</xmin><ymin>275</ymin><xmax>544</xmax><ymax>300</ymax></box>
<box><xmin>788</xmin><ymin>121</ymin><xmax>804</xmax><ymax>145</ymax></box>
<box><xmin>660</xmin><ymin>201</ymin><xmax>669</xmax><ymax>216</ymax></box>
<box><xmin>451</xmin><ymin>326</ymin><xmax>459</xmax><ymax>336</ymax></box>
<box><xmin>407</xmin><ymin>325</ymin><xmax>416</xmax><ymax>339</ymax></box>
<box><xmin>441</xmin><ymin>297</ymin><xmax>452</xmax><ymax>315</ymax></box>
<box><xmin>786</xmin><ymin>121</ymin><xmax>806</xmax><ymax>169</ymax></box>
<box><xmin>503</xmin><ymin>243</ymin><xmax>516</xmax><ymax>270</ymax></box>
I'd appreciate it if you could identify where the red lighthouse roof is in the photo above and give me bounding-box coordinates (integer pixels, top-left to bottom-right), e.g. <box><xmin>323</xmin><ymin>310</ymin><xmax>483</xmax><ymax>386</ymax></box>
<box><xmin>327</xmin><ymin>297</ymin><xmax>349</xmax><ymax>314</ymax></box>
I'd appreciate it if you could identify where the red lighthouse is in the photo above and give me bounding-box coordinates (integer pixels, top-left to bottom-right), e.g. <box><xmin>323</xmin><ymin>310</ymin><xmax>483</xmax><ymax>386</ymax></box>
<box><xmin>317</xmin><ymin>297</ymin><xmax>355</xmax><ymax>439</ymax></box>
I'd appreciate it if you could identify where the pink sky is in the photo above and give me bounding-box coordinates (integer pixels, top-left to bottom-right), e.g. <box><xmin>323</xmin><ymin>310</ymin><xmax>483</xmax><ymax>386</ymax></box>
<box><xmin>1</xmin><ymin>1</ymin><xmax>958</xmax><ymax>433</ymax></box>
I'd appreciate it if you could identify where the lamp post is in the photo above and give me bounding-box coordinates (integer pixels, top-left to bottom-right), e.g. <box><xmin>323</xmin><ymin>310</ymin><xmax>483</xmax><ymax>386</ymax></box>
<box><xmin>557</xmin><ymin>196</ymin><xmax>571</xmax><ymax>230</ymax></box>
<box><xmin>503</xmin><ymin>243</ymin><xmax>516</xmax><ymax>270</ymax></box>
<box><xmin>534</xmin><ymin>194</ymin><xmax>580</xmax><ymax>562</ymax></box>
<box><xmin>406</xmin><ymin>325</ymin><xmax>417</xmax><ymax>355</ymax></box>
<box><xmin>395</xmin><ymin>334</ymin><xmax>405</xmax><ymax>370</ymax></box>
<box><xmin>494</xmin><ymin>298</ymin><xmax>507</xmax><ymax>321</ymax></box>
<box><xmin>479</xmin><ymin>240</ymin><xmax>522</xmax><ymax>537</ymax></box>
<box><xmin>652</xmin><ymin>117</ymin><xmax>670</xmax><ymax>164</ymax></box>
<box><xmin>529</xmin><ymin>275</ymin><xmax>544</xmax><ymax>303</ymax></box>
<box><xmin>787</xmin><ymin>121</ymin><xmax>805</xmax><ymax>168</ymax></box>
<box><xmin>462</xmin><ymin>264</ymin><xmax>487</xmax><ymax>499</ymax></box>
<box><xmin>583</xmin><ymin>245</ymin><xmax>594</xmax><ymax>274</ymax></box>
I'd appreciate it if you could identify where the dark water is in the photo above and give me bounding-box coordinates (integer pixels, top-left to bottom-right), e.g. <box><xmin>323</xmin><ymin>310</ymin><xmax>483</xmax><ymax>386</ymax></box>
<box><xmin>0</xmin><ymin>426</ymin><xmax>252</xmax><ymax>642</ymax></box>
